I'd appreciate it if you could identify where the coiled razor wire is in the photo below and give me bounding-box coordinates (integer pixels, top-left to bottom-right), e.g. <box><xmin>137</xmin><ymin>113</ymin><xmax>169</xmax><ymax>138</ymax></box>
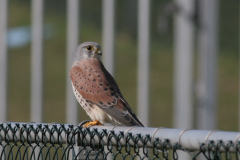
<box><xmin>0</xmin><ymin>122</ymin><xmax>240</xmax><ymax>160</ymax></box>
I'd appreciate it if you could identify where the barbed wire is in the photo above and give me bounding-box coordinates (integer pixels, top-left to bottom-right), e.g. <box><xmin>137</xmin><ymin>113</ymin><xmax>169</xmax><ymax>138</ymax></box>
<box><xmin>0</xmin><ymin>122</ymin><xmax>239</xmax><ymax>160</ymax></box>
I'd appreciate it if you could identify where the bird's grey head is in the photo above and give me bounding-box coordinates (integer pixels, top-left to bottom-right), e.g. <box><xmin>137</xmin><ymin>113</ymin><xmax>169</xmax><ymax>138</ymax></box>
<box><xmin>72</xmin><ymin>41</ymin><xmax>102</xmax><ymax>62</ymax></box>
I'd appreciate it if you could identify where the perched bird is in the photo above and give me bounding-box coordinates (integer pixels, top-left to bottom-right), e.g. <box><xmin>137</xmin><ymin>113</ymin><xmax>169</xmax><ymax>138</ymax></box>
<box><xmin>70</xmin><ymin>42</ymin><xmax>144</xmax><ymax>127</ymax></box>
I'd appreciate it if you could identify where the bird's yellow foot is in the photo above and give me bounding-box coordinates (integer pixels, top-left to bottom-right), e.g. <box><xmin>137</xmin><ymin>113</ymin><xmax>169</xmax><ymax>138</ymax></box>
<box><xmin>83</xmin><ymin>120</ymin><xmax>103</xmax><ymax>127</ymax></box>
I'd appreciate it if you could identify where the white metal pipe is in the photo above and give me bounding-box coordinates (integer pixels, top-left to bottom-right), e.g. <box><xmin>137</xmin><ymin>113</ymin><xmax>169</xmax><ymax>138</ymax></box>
<box><xmin>173</xmin><ymin>0</ymin><xmax>195</xmax><ymax>130</ymax></box>
<box><xmin>173</xmin><ymin>0</ymin><xmax>195</xmax><ymax>131</ymax></box>
<box><xmin>31</xmin><ymin>0</ymin><xmax>44</xmax><ymax>123</ymax></box>
<box><xmin>196</xmin><ymin>0</ymin><xmax>218</xmax><ymax>130</ymax></box>
<box><xmin>173</xmin><ymin>0</ymin><xmax>195</xmax><ymax>129</ymax></box>
<box><xmin>102</xmin><ymin>3</ymin><xmax>115</xmax><ymax>159</ymax></box>
<box><xmin>137</xmin><ymin>0</ymin><xmax>150</xmax><ymax>127</ymax></box>
<box><xmin>66</xmin><ymin>0</ymin><xmax>79</xmax><ymax>124</ymax></box>
<box><xmin>0</xmin><ymin>0</ymin><xmax>8</xmax><ymax>122</ymax></box>
<box><xmin>102</xmin><ymin>0</ymin><xmax>115</xmax><ymax>75</ymax></box>
<box><xmin>173</xmin><ymin>4</ymin><xmax>195</xmax><ymax>160</ymax></box>
<box><xmin>0</xmin><ymin>123</ymin><xmax>239</xmax><ymax>153</ymax></box>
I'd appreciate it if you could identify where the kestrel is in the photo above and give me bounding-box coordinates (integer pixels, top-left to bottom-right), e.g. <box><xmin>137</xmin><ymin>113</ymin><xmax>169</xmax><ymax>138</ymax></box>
<box><xmin>70</xmin><ymin>42</ymin><xmax>144</xmax><ymax>127</ymax></box>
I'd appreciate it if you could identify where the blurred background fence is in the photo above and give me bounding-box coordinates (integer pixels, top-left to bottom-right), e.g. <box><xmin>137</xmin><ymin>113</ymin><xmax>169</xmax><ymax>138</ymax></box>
<box><xmin>0</xmin><ymin>0</ymin><xmax>239</xmax><ymax>159</ymax></box>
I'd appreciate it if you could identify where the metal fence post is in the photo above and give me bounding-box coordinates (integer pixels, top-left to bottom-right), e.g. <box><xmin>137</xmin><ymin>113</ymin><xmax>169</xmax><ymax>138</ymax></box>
<box><xmin>0</xmin><ymin>0</ymin><xmax>8</xmax><ymax>156</ymax></box>
<box><xmin>66</xmin><ymin>1</ymin><xmax>79</xmax><ymax>159</ymax></box>
<box><xmin>137</xmin><ymin>1</ymin><xmax>150</xmax><ymax>159</ymax></box>
<box><xmin>102</xmin><ymin>0</ymin><xmax>115</xmax><ymax>76</ymax></box>
<box><xmin>0</xmin><ymin>0</ymin><xmax>8</xmax><ymax>122</ymax></box>
<box><xmin>137</xmin><ymin>0</ymin><xmax>150</xmax><ymax>127</ymax></box>
<box><xmin>31</xmin><ymin>0</ymin><xmax>44</xmax><ymax>157</ymax></box>
<box><xmin>31</xmin><ymin>0</ymin><xmax>44</xmax><ymax>123</ymax></box>
<box><xmin>196</xmin><ymin>1</ymin><xmax>218</xmax><ymax>158</ymax></box>
<box><xmin>173</xmin><ymin>0</ymin><xmax>195</xmax><ymax>159</ymax></box>
<box><xmin>102</xmin><ymin>1</ymin><xmax>115</xmax><ymax>159</ymax></box>
<box><xmin>196</xmin><ymin>0</ymin><xmax>218</xmax><ymax>130</ymax></box>
<box><xmin>66</xmin><ymin>0</ymin><xmax>79</xmax><ymax>124</ymax></box>
<box><xmin>173</xmin><ymin>0</ymin><xmax>194</xmax><ymax>130</ymax></box>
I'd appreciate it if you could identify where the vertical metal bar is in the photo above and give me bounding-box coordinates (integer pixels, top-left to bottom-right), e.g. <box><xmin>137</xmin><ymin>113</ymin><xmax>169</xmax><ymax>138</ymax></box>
<box><xmin>196</xmin><ymin>0</ymin><xmax>218</xmax><ymax>130</ymax></box>
<box><xmin>137</xmin><ymin>0</ymin><xmax>150</xmax><ymax>127</ymax></box>
<box><xmin>0</xmin><ymin>0</ymin><xmax>8</xmax><ymax>122</ymax></box>
<box><xmin>31</xmin><ymin>1</ymin><xmax>44</xmax><ymax>157</ymax></box>
<box><xmin>173</xmin><ymin>1</ymin><xmax>195</xmax><ymax>159</ymax></box>
<box><xmin>0</xmin><ymin>0</ymin><xmax>8</xmax><ymax>155</ymax></box>
<box><xmin>173</xmin><ymin>0</ymin><xmax>194</xmax><ymax>129</ymax></box>
<box><xmin>66</xmin><ymin>0</ymin><xmax>79</xmax><ymax>124</ymax></box>
<box><xmin>102</xmin><ymin>1</ymin><xmax>115</xmax><ymax>159</ymax></box>
<box><xmin>102</xmin><ymin>0</ymin><xmax>115</xmax><ymax>75</ymax></box>
<box><xmin>31</xmin><ymin>0</ymin><xmax>44</xmax><ymax>123</ymax></box>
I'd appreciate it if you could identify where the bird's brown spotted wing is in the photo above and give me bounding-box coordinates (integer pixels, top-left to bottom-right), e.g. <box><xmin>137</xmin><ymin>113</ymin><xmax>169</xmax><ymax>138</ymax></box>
<box><xmin>70</xmin><ymin>58</ymin><xmax>144</xmax><ymax>126</ymax></box>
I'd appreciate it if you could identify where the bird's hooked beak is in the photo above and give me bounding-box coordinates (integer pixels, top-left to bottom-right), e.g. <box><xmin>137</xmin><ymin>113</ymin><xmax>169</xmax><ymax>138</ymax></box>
<box><xmin>95</xmin><ymin>48</ymin><xmax>102</xmax><ymax>56</ymax></box>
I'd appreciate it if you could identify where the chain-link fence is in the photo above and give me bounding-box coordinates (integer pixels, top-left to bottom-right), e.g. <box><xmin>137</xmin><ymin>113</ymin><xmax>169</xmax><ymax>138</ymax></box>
<box><xmin>0</xmin><ymin>122</ymin><xmax>240</xmax><ymax>160</ymax></box>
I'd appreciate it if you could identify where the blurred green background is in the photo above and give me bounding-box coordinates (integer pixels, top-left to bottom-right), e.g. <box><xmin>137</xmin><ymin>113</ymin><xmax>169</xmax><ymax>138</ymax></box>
<box><xmin>6</xmin><ymin>0</ymin><xmax>239</xmax><ymax>131</ymax></box>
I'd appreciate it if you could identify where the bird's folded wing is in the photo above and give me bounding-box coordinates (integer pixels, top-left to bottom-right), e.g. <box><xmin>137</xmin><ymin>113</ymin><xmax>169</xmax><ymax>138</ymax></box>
<box><xmin>70</xmin><ymin>58</ymin><xmax>144</xmax><ymax>126</ymax></box>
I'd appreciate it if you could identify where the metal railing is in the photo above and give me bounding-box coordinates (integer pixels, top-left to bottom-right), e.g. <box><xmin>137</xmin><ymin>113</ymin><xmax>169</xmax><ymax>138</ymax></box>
<box><xmin>0</xmin><ymin>122</ymin><xmax>239</xmax><ymax>160</ymax></box>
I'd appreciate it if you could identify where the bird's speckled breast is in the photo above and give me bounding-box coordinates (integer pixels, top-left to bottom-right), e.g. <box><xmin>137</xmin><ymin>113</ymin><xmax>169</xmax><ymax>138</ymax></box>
<box><xmin>71</xmin><ymin>82</ymin><xmax>92</xmax><ymax>112</ymax></box>
<box><xmin>71</xmin><ymin>82</ymin><xmax>115</xmax><ymax>125</ymax></box>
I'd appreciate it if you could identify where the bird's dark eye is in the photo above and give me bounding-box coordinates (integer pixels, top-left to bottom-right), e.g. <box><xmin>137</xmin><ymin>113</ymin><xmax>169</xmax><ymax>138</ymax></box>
<box><xmin>86</xmin><ymin>45</ymin><xmax>93</xmax><ymax>51</ymax></box>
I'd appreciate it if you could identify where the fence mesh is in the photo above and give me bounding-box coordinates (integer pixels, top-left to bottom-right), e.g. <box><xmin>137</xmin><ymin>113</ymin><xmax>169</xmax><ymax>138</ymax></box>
<box><xmin>0</xmin><ymin>122</ymin><xmax>239</xmax><ymax>160</ymax></box>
